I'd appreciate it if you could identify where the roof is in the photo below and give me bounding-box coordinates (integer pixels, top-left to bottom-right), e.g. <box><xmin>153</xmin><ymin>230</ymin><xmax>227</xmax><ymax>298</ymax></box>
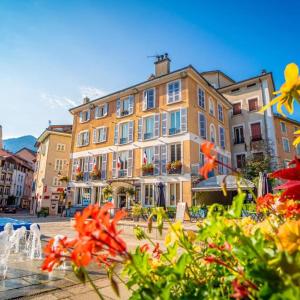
<box><xmin>0</xmin><ymin>149</ymin><xmax>33</xmax><ymax>170</ymax></box>
<box><xmin>273</xmin><ymin>113</ymin><xmax>300</xmax><ymax>126</ymax></box>
<box><xmin>15</xmin><ymin>147</ymin><xmax>37</xmax><ymax>156</ymax></box>
<box><xmin>0</xmin><ymin>149</ymin><xmax>13</xmax><ymax>158</ymax></box>
<box><xmin>69</xmin><ymin>65</ymin><xmax>233</xmax><ymax>113</ymax></box>
<box><xmin>192</xmin><ymin>175</ymin><xmax>255</xmax><ymax>192</ymax></box>
<box><xmin>201</xmin><ymin>70</ymin><xmax>236</xmax><ymax>85</ymax></box>
<box><xmin>36</xmin><ymin>124</ymin><xmax>72</xmax><ymax>147</ymax></box>
<box><xmin>218</xmin><ymin>72</ymin><xmax>275</xmax><ymax>91</ymax></box>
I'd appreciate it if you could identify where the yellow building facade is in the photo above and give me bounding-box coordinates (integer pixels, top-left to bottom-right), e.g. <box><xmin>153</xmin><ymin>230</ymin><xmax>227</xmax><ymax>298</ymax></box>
<box><xmin>69</xmin><ymin>57</ymin><xmax>232</xmax><ymax>209</ymax></box>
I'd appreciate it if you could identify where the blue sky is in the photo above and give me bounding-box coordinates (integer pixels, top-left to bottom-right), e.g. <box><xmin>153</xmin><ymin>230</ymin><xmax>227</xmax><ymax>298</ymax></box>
<box><xmin>0</xmin><ymin>0</ymin><xmax>299</xmax><ymax>138</ymax></box>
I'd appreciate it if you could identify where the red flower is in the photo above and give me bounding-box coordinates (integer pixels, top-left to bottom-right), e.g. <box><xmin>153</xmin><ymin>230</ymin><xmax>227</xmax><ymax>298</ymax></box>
<box><xmin>231</xmin><ymin>279</ymin><xmax>250</xmax><ymax>300</ymax></box>
<box><xmin>152</xmin><ymin>243</ymin><xmax>162</xmax><ymax>259</ymax></box>
<box><xmin>204</xmin><ymin>255</ymin><xmax>228</xmax><ymax>268</ymax></box>
<box><xmin>270</xmin><ymin>158</ymin><xmax>300</xmax><ymax>181</ymax></box>
<box><xmin>256</xmin><ymin>193</ymin><xmax>275</xmax><ymax>213</ymax></box>
<box><xmin>140</xmin><ymin>243</ymin><xmax>150</xmax><ymax>253</ymax></box>
<box><xmin>71</xmin><ymin>239</ymin><xmax>93</xmax><ymax>267</ymax></box>
<box><xmin>199</xmin><ymin>142</ymin><xmax>217</xmax><ymax>179</ymax></box>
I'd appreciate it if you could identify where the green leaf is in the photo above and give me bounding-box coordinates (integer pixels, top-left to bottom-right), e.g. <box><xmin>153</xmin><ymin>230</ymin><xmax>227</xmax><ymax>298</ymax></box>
<box><xmin>72</xmin><ymin>264</ymin><xmax>87</xmax><ymax>283</ymax></box>
<box><xmin>227</xmin><ymin>191</ymin><xmax>246</xmax><ymax>218</ymax></box>
<box><xmin>148</xmin><ymin>214</ymin><xmax>153</xmax><ymax>233</ymax></box>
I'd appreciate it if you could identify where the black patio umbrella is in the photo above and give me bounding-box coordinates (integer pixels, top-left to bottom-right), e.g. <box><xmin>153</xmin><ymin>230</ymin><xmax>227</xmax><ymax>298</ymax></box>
<box><xmin>156</xmin><ymin>182</ymin><xmax>166</xmax><ymax>208</ymax></box>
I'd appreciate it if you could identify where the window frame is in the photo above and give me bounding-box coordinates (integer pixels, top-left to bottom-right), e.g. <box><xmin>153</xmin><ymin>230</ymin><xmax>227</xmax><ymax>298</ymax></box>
<box><xmin>280</xmin><ymin>121</ymin><xmax>287</xmax><ymax>133</ymax></box>
<box><xmin>95</xmin><ymin>103</ymin><xmax>108</xmax><ymax>119</ymax></box>
<box><xmin>232</xmin><ymin>101</ymin><xmax>242</xmax><ymax>115</ymax></box>
<box><xmin>143</xmin><ymin>88</ymin><xmax>156</xmax><ymax>110</ymax></box>
<box><xmin>93</xmin><ymin>126</ymin><xmax>107</xmax><ymax>144</ymax></box>
<box><xmin>167</xmin><ymin>80</ymin><xmax>181</xmax><ymax>104</ymax></box>
<box><xmin>78</xmin><ymin>130</ymin><xmax>89</xmax><ymax>147</ymax></box>
<box><xmin>198</xmin><ymin>87</ymin><xmax>205</xmax><ymax>109</ymax></box>
<box><xmin>79</xmin><ymin>109</ymin><xmax>90</xmax><ymax>123</ymax></box>
<box><xmin>217</xmin><ymin>103</ymin><xmax>224</xmax><ymax>122</ymax></box>
<box><xmin>209</xmin><ymin>97</ymin><xmax>215</xmax><ymax>116</ymax></box>
<box><xmin>248</xmin><ymin>97</ymin><xmax>259</xmax><ymax>112</ymax></box>
<box><xmin>282</xmin><ymin>137</ymin><xmax>291</xmax><ymax>153</ymax></box>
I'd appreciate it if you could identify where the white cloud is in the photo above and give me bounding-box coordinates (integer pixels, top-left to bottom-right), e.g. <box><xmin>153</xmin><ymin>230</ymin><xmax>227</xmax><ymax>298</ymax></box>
<box><xmin>41</xmin><ymin>93</ymin><xmax>79</xmax><ymax>109</ymax></box>
<box><xmin>79</xmin><ymin>86</ymin><xmax>108</xmax><ymax>100</ymax></box>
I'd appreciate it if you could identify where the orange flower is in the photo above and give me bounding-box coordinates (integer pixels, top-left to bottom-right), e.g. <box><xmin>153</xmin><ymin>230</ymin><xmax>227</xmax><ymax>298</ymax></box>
<box><xmin>71</xmin><ymin>239</ymin><xmax>93</xmax><ymax>267</ymax></box>
<box><xmin>199</xmin><ymin>142</ymin><xmax>217</xmax><ymax>179</ymax></box>
<box><xmin>140</xmin><ymin>243</ymin><xmax>150</xmax><ymax>253</ymax></box>
<box><xmin>256</xmin><ymin>194</ymin><xmax>275</xmax><ymax>213</ymax></box>
<box><xmin>277</xmin><ymin>220</ymin><xmax>300</xmax><ymax>254</ymax></box>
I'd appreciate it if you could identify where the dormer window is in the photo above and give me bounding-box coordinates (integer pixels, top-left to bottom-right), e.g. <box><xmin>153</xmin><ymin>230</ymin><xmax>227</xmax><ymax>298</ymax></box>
<box><xmin>95</xmin><ymin>103</ymin><xmax>108</xmax><ymax>119</ymax></box>
<box><xmin>116</xmin><ymin>96</ymin><xmax>134</xmax><ymax>117</ymax></box>
<box><xmin>167</xmin><ymin>80</ymin><xmax>181</xmax><ymax>104</ymax></box>
<box><xmin>143</xmin><ymin>88</ymin><xmax>156</xmax><ymax>110</ymax></box>
<box><xmin>79</xmin><ymin>110</ymin><xmax>90</xmax><ymax>123</ymax></box>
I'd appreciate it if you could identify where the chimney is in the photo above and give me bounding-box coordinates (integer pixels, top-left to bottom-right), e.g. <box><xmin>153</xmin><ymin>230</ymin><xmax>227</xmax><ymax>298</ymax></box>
<box><xmin>154</xmin><ymin>53</ymin><xmax>170</xmax><ymax>77</ymax></box>
<box><xmin>83</xmin><ymin>96</ymin><xmax>90</xmax><ymax>104</ymax></box>
<box><xmin>261</xmin><ymin>69</ymin><xmax>267</xmax><ymax>75</ymax></box>
<box><xmin>0</xmin><ymin>125</ymin><xmax>3</xmax><ymax>150</ymax></box>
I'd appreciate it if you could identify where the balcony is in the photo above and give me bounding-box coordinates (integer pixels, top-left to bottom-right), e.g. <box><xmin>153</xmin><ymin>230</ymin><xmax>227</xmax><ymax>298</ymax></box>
<box><xmin>118</xmin><ymin>169</ymin><xmax>128</xmax><ymax>178</ymax></box>
<box><xmin>120</xmin><ymin>137</ymin><xmax>128</xmax><ymax>145</ymax></box>
<box><xmin>166</xmin><ymin>160</ymin><xmax>182</xmax><ymax>175</ymax></box>
<box><xmin>90</xmin><ymin>170</ymin><xmax>101</xmax><ymax>181</ymax></box>
<box><xmin>121</xmin><ymin>110</ymin><xmax>129</xmax><ymax>117</ymax></box>
<box><xmin>169</xmin><ymin>128</ymin><xmax>181</xmax><ymax>135</ymax></box>
<box><xmin>251</xmin><ymin>135</ymin><xmax>262</xmax><ymax>142</ymax></box>
<box><xmin>144</xmin><ymin>132</ymin><xmax>153</xmax><ymax>140</ymax></box>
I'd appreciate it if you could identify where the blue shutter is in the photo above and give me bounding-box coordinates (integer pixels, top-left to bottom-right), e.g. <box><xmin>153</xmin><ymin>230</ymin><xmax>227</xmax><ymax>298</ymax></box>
<box><xmin>116</xmin><ymin>99</ymin><xmax>121</xmax><ymax>117</ymax></box>
<box><xmin>180</xmin><ymin>108</ymin><xmax>187</xmax><ymax>132</ymax></box>
<box><xmin>162</xmin><ymin>112</ymin><xmax>167</xmax><ymax>136</ymax></box>
<box><xmin>114</xmin><ymin>124</ymin><xmax>119</xmax><ymax>145</ymax></box>
<box><xmin>112</xmin><ymin>152</ymin><xmax>117</xmax><ymax>178</ymax></box>
<box><xmin>138</xmin><ymin>118</ymin><xmax>143</xmax><ymax>141</ymax></box>
<box><xmin>127</xmin><ymin>150</ymin><xmax>133</xmax><ymax>177</ymax></box>
<box><xmin>129</xmin><ymin>96</ymin><xmax>134</xmax><ymax>115</ymax></box>
<box><xmin>160</xmin><ymin>145</ymin><xmax>167</xmax><ymax>175</ymax></box>
<box><xmin>154</xmin><ymin>114</ymin><xmax>160</xmax><ymax>137</ymax></box>
<box><xmin>153</xmin><ymin>146</ymin><xmax>160</xmax><ymax>175</ymax></box>
<box><xmin>128</xmin><ymin>121</ymin><xmax>134</xmax><ymax>143</ymax></box>
<box><xmin>101</xmin><ymin>154</ymin><xmax>107</xmax><ymax>180</ymax></box>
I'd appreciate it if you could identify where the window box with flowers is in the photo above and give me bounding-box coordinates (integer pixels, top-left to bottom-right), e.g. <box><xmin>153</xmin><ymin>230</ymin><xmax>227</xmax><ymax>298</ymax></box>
<box><xmin>75</xmin><ymin>171</ymin><xmax>83</xmax><ymax>181</ymax></box>
<box><xmin>142</xmin><ymin>163</ymin><xmax>154</xmax><ymax>176</ymax></box>
<box><xmin>166</xmin><ymin>160</ymin><xmax>182</xmax><ymax>174</ymax></box>
<box><xmin>90</xmin><ymin>168</ymin><xmax>101</xmax><ymax>181</ymax></box>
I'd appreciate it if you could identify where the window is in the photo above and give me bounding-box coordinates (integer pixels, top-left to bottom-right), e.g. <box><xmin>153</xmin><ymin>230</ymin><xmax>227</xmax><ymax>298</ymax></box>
<box><xmin>248</xmin><ymin>98</ymin><xmax>259</xmax><ymax>111</ymax></box>
<box><xmin>284</xmin><ymin>160</ymin><xmax>291</xmax><ymax>168</ymax></box>
<box><xmin>219</xmin><ymin>126</ymin><xmax>225</xmax><ymax>149</ymax></box>
<box><xmin>170</xmin><ymin>143</ymin><xmax>181</xmax><ymax>162</ymax></box>
<box><xmin>52</xmin><ymin>177</ymin><xmax>62</xmax><ymax>187</ymax></box>
<box><xmin>280</xmin><ymin>122</ymin><xmax>287</xmax><ymax>133</ymax></box>
<box><xmin>119</xmin><ymin>123</ymin><xmax>129</xmax><ymax>144</ymax></box>
<box><xmin>169</xmin><ymin>183</ymin><xmax>180</xmax><ymax>206</ymax></box>
<box><xmin>198</xmin><ymin>88</ymin><xmax>205</xmax><ymax>109</ymax></box>
<box><xmin>210</xmin><ymin>124</ymin><xmax>216</xmax><ymax>143</ymax></box>
<box><xmin>93</xmin><ymin>127</ymin><xmax>107</xmax><ymax>143</ymax></box>
<box><xmin>56</xmin><ymin>144</ymin><xmax>65</xmax><ymax>151</ymax></box>
<box><xmin>199</xmin><ymin>113</ymin><xmax>207</xmax><ymax>139</ymax></box>
<box><xmin>167</xmin><ymin>80</ymin><xmax>181</xmax><ymax>104</ymax></box>
<box><xmin>117</xmin><ymin>96</ymin><xmax>134</xmax><ymax>117</ymax></box>
<box><xmin>236</xmin><ymin>154</ymin><xmax>246</xmax><ymax>169</ymax></box>
<box><xmin>144</xmin><ymin>116</ymin><xmax>155</xmax><ymax>140</ymax></box>
<box><xmin>79</xmin><ymin>110</ymin><xmax>90</xmax><ymax>123</ymax></box>
<box><xmin>209</xmin><ymin>98</ymin><xmax>215</xmax><ymax>116</ymax></box>
<box><xmin>143</xmin><ymin>147</ymin><xmax>154</xmax><ymax>164</ymax></box>
<box><xmin>233</xmin><ymin>126</ymin><xmax>245</xmax><ymax>144</ymax></box>
<box><xmin>282</xmin><ymin>138</ymin><xmax>290</xmax><ymax>153</ymax></box>
<box><xmin>296</xmin><ymin>144</ymin><xmax>300</xmax><ymax>156</ymax></box>
<box><xmin>117</xmin><ymin>151</ymin><xmax>129</xmax><ymax>177</ymax></box>
<box><xmin>144</xmin><ymin>184</ymin><xmax>155</xmax><ymax>206</ymax></box>
<box><xmin>143</xmin><ymin>88</ymin><xmax>155</xmax><ymax>110</ymax></box>
<box><xmin>95</xmin><ymin>103</ymin><xmax>108</xmax><ymax>118</ymax></box>
<box><xmin>218</xmin><ymin>104</ymin><xmax>224</xmax><ymax>122</ymax></box>
<box><xmin>251</xmin><ymin>123</ymin><xmax>262</xmax><ymax>141</ymax></box>
<box><xmin>169</xmin><ymin>110</ymin><xmax>181</xmax><ymax>135</ymax></box>
<box><xmin>199</xmin><ymin>150</ymin><xmax>205</xmax><ymax>167</ymax></box>
<box><xmin>77</xmin><ymin>131</ymin><xmax>89</xmax><ymax>146</ymax></box>
<box><xmin>54</xmin><ymin>159</ymin><xmax>65</xmax><ymax>171</ymax></box>
<box><xmin>233</xmin><ymin>103</ymin><xmax>242</xmax><ymax>115</ymax></box>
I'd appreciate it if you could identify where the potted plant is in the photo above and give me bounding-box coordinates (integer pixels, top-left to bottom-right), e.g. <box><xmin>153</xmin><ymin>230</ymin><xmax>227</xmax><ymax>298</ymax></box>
<box><xmin>132</xmin><ymin>203</ymin><xmax>142</xmax><ymax>221</ymax></box>
<box><xmin>90</xmin><ymin>165</ymin><xmax>101</xmax><ymax>180</ymax></box>
<box><xmin>142</xmin><ymin>163</ymin><xmax>154</xmax><ymax>176</ymax></box>
<box><xmin>75</xmin><ymin>171</ymin><xmax>83</xmax><ymax>181</ymax></box>
<box><xmin>102</xmin><ymin>185</ymin><xmax>113</xmax><ymax>202</ymax></box>
<box><xmin>167</xmin><ymin>160</ymin><xmax>182</xmax><ymax>174</ymax></box>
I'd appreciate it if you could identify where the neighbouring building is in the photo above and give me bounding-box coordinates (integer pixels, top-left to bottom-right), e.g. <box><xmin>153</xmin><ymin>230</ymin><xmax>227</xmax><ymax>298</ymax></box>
<box><xmin>33</xmin><ymin>125</ymin><xmax>72</xmax><ymax>215</ymax></box>
<box><xmin>68</xmin><ymin>55</ymin><xmax>232</xmax><ymax>209</ymax></box>
<box><xmin>202</xmin><ymin>70</ymin><xmax>278</xmax><ymax>169</ymax></box>
<box><xmin>273</xmin><ymin>114</ymin><xmax>300</xmax><ymax>168</ymax></box>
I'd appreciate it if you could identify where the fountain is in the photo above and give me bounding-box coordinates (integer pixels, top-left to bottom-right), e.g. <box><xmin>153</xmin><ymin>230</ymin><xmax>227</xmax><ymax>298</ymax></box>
<box><xmin>0</xmin><ymin>231</ymin><xmax>10</xmax><ymax>279</ymax></box>
<box><xmin>10</xmin><ymin>226</ymin><xmax>27</xmax><ymax>254</ymax></box>
<box><xmin>26</xmin><ymin>223</ymin><xmax>42</xmax><ymax>260</ymax></box>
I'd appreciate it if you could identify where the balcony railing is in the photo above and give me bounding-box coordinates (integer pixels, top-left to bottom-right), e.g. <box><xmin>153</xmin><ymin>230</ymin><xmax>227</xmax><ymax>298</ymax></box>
<box><xmin>166</xmin><ymin>161</ymin><xmax>182</xmax><ymax>175</ymax></box>
<box><xmin>118</xmin><ymin>169</ymin><xmax>128</xmax><ymax>178</ymax></box>
<box><xmin>169</xmin><ymin>128</ymin><xmax>181</xmax><ymax>135</ymax></box>
<box><xmin>251</xmin><ymin>135</ymin><xmax>263</xmax><ymax>142</ymax></box>
<box><xmin>144</xmin><ymin>132</ymin><xmax>153</xmax><ymax>140</ymax></box>
<box><xmin>119</xmin><ymin>137</ymin><xmax>128</xmax><ymax>145</ymax></box>
<box><xmin>142</xmin><ymin>163</ymin><xmax>154</xmax><ymax>176</ymax></box>
<box><xmin>121</xmin><ymin>110</ymin><xmax>129</xmax><ymax>116</ymax></box>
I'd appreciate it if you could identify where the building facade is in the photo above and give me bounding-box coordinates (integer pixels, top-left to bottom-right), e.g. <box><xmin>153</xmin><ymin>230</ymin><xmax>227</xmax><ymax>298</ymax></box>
<box><xmin>69</xmin><ymin>56</ymin><xmax>232</xmax><ymax>209</ymax></box>
<box><xmin>33</xmin><ymin>125</ymin><xmax>72</xmax><ymax>215</ymax></box>
<box><xmin>273</xmin><ymin>114</ymin><xmax>300</xmax><ymax>167</ymax></box>
<box><xmin>202</xmin><ymin>71</ymin><xmax>277</xmax><ymax>170</ymax></box>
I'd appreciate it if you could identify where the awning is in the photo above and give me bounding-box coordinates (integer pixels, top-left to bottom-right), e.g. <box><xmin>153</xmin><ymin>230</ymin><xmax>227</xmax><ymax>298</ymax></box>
<box><xmin>192</xmin><ymin>175</ymin><xmax>255</xmax><ymax>192</ymax></box>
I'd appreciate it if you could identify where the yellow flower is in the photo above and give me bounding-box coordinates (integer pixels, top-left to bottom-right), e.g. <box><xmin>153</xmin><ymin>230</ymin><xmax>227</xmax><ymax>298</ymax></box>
<box><xmin>277</xmin><ymin>220</ymin><xmax>300</xmax><ymax>254</ymax></box>
<box><xmin>165</xmin><ymin>221</ymin><xmax>183</xmax><ymax>246</ymax></box>
<box><xmin>293</xmin><ymin>130</ymin><xmax>300</xmax><ymax>147</ymax></box>
<box><xmin>260</xmin><ymin>63</ymin><xmax>300</xmax><ymax>116</ymax></box>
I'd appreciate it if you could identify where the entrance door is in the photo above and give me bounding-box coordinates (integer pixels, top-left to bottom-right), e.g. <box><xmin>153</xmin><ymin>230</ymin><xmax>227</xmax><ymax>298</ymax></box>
<box><xmin>118</xmin><ymin>194</ymin><xmax>127</xmax><ymax>209</ymax></box>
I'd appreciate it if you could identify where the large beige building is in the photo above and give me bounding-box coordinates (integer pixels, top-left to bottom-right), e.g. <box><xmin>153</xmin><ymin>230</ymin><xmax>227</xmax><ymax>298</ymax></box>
<box><xmin>33</xmin><ymin>125</ymin><xmax>72</xmax><ymax>215</ymax></box>
<box><xmin>68</xmin><ymin>56</ymin><xmax>232</xmax><ymax>209</ymax></box>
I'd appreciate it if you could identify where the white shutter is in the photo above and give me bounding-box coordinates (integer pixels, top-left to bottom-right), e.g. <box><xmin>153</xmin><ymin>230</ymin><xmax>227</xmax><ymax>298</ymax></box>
<box><xmin>101</xmin><ymin>153</ymin><xmax>107</xmax><ymax>180</ymax></box>
<box><xmin>79</xmin><ymin>112</ymin><xmax>83</xmax><ymax>123</ymax></box>
<box><xmin>142</xmin><ymin>91</ymin><xmax>147</xmax><ymax>111</ymax></box>
<box><xmin>93</xmin><ymin>129</ymin><xmax>97</xmax><ymax>144</ymax></box>
<box><xmin>84</xmin><ymin>157</ymin><xmax>89</xmax><ymax>172</ymax></box>
<box><xmin>114</xmin><ymin>124</ymin><xmax>119</xmax><ymax>145</ymax></box>
<box><xmin>77</xmin><ymin>133</ymin><xmax>81</xmax><ymax>147</ymax></box>
<box><xmin>153</xmin><ymin>146</ymin><xmax>160</xmax><ymax>175</ymax></box>
<box><xmin>154</xmin><ymin>114</ymin><xmax>160</xmax><ymax>137</ymax></box>
<box><xmin>95</xmin><ymin>106</ymin><xmax>99</xmax><ymax>118</ymax></box>
<box><xmin>181</xmin><ymin>108</ymin><xmax>187</xmax><ymax>132</ymax></box>
<box><xmin>128</xmin><ymin>121</ymin><xmax>134</xmax><ymax>143</ymax></box>
<box><xmin>104</xmin><ymin>103</ymin><xmax>108</xmax><ymax>116</ymax></box>
<box><xmin>127</xmin><ymin>150</ymin><xmax>133</xmax><ymax>177</ymax></box>
<box><xmin>162</xmin><ymin>112</ymin><xmax>168</xmax><ymax>136</ymax></box>
<box><xmin>86</xmin><ymin>131</ymin><xmax>90</xmax><ymax>145</ymax></box>
<box><xmin>161</xmin><ymin>145</ymin><xmax>167</xmax><ymax>175</ymax></box>
<box><xmin>138</xmin><ymin>118</ymin><xmax>143</xmax><ymax>141</ymax></box>
<box><xmin>103</xmin><ymin>127</ymin><xmax>107</xmax><ymax>141</ymax></box>
<box><xmin>129</xmin><ymin>95</ymin><xmax>134</xmax><ymax>115</ymax></box>
<box><xmin>87</xmin><ymin>110</ymin><xmax>90</xmax><ymax>121</ymax></box>
<box><xmin>89</xmin><ymin>157</ymin><xmax>94</xmax><ymax>172</ymax></box>
<box><xmin>116</xmin><ymin>99</ymin><xmax>121</xmax><ymax>117</ymax></box>
<box><xmin>112</xmin><ymin>152</ymin><xmax>117</xmax><ymax>178</ymax></box>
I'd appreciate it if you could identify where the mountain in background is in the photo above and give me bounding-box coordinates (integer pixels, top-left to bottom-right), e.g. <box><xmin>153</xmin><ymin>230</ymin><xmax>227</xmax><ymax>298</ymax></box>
<box><xmin>3</xmin><ymin>135</ymin><xmax>37</xmax><ymax>153</ymax></box>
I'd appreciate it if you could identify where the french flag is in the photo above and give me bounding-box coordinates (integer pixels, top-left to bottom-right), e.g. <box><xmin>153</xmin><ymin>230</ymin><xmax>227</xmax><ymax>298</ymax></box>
<box><xmin>143</xmin><ymin>150</ymin><xmax>148</xmax><ymax>164</ymax></box>
<box><xmin>117</xmin><ymin>156</ymin><xmax>122</xmax><ymax>169</ymax></box>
